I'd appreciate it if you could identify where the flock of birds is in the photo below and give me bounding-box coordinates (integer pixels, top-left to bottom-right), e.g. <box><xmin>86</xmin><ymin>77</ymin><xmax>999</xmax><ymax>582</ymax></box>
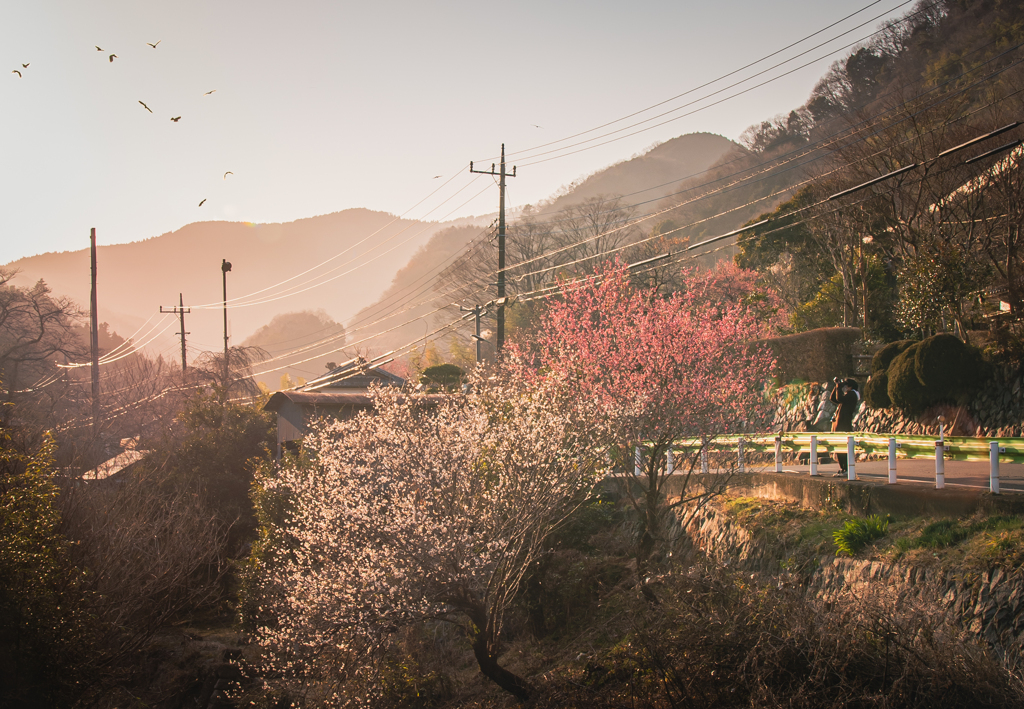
<box><xmin>12</xmin><ymin>40</ymin><xmax>227</xmax><ymax>209</ymax></box>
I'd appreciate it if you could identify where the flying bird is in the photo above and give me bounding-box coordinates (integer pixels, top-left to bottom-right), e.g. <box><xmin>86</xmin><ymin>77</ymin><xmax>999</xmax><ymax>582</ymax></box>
<box><xmin>12</xmin><ymin>70</ymin><xmax>21</xmax><ymax>78</ymax></box>
<box><xmin>531</xmin><ymin>124</ymin><xmax>543</xmax><ymax>128</ymax></box>
<box><xmin>146</xmin><ymin>40</ymin><xmax>161</xmax><ymax>48</ymax></box>
<box><xmin>198</xmin><ymin>199</ymin><xmax>207</xmax><ymax>207</ymax></box>
<box><xmin>109</xmin><ymin>54</ymin><xmax>117</xmax><ymax>63</ymax></box>
<box><xmin>138</xmin><ymin>100</ymin><xmax>152</xmax><ymax>113</ymax></box>
<box><xmin>203</xmin><ymin>89</ymin><xmax>216</xmax><ymax>95</ymax></box>
<box><xmin>432</xmin><ymin>175</ymin><xmax>442</xmax><ymax>179</ymax></box>
<box><xmin>21</xmin><ymin>63</ymin><xmax>29</xmax><ymax>68</ymax></box>
<box><xmin>223</xmin><ymin>171</ymin><xmax>233</xmax><ymax>179</ymax></box>
<box><xmin>170</xmin><ymin>116</ymin><xmax>181</xmax><ymax>122</ymax></box>
<box><xmin>95</xmin><ymin>46</ymin><xmax>103</xmax><ymax>51</ymax></box>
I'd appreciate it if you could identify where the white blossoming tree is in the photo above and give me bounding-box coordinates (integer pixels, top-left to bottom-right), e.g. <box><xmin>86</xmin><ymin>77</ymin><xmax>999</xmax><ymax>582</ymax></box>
<box><xmin>246</xmin><ymin>372</ymin><xmax>604</xmax><ymax>704</ymax></box>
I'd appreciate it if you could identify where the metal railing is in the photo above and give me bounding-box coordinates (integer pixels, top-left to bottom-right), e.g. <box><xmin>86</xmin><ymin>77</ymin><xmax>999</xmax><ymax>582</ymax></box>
<box><xmin>656</xmin><ymin>433</ymin><xmax>1024</xmax><ymax>494</ymax></box>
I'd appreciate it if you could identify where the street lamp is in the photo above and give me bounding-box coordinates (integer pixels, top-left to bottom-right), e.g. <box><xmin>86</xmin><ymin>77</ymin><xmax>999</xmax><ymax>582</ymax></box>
<box><xmin>222</xmin><ymin>259</ymin><xmax>232</xmax><ymax>387</ymax></box>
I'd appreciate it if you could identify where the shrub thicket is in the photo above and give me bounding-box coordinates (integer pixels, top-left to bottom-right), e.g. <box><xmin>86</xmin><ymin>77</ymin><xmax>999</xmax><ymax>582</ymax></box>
<box><xmin>883</xmin><ymin>334</ymin><xmax>988</xmax><ymax>416</ymax></box>
<box><xmin>871</xmin><ymin>339</ymin><xmax>914</xmax><ymax>373</ymax></box>
<box><xmin>863</xmin><ymin>371</ymin><xmax>890</xmax><ymax>408</ymax></box>
<box><xmin>914</xmin><ymin>333</ymin><xmax>986</xmax><ymax>397</ymax></box>
<box><xmin>887</xmin><ymin>344</ymin><xmax>929</xmax><ymax>414</ymax></box>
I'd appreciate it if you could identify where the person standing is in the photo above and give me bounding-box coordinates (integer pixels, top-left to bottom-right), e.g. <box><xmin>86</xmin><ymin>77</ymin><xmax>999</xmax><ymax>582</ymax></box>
<box><xmin>830</xmin><ymin>377</ymin><xmax>860</xmax><ymax>476</ymax></box>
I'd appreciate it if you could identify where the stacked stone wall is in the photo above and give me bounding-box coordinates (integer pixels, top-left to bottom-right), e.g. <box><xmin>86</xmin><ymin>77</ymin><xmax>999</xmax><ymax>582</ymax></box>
<box><xmin>683</xmin><ymin>502</ymin><xmax>1024</xmax><ymax>649</ymax></box>
<box><xmin>771</xmin><ymin>363</ymin><xmax>1024</xmax><ymax>438</ymax></box>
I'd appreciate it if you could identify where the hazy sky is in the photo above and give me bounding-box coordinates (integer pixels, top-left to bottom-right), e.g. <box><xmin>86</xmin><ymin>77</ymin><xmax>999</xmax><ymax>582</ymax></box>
<box><xmin>2</xmin><ymin>0</ymin><xmax>915</xmax><ymax>264</ymax></box>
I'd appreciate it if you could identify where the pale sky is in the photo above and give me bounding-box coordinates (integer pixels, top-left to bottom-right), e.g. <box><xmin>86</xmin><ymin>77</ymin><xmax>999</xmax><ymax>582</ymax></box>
<box><xmin>1</xmin><ymin>0</ymin><xmax>915</xmax><ymax>264</ymax></box>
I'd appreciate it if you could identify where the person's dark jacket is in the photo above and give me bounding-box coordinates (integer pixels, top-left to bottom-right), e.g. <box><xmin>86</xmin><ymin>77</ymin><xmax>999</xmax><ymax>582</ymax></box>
<box><xmin>830</xmin><ymin>385</ymin><xmax>859</xmax><ymax>432</ymax></box>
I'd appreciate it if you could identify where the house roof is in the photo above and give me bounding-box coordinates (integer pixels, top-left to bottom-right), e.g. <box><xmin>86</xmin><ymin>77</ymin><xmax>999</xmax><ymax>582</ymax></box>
<box><xmin>263</xmin><ymin>390</ymin><xmax>374</xmax><ymax>412</ymax></box>
<box><xmin>300</xmin><ymin>360</ymin><xmax>406</xmax><ymax>392</ymax></box>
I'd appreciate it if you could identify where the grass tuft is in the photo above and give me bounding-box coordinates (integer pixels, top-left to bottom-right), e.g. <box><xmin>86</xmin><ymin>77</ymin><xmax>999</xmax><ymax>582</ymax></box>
<box><xmin>833</xmin><ymin>515</ymin><xmax>889</xmax><ymax>556</ymax></box>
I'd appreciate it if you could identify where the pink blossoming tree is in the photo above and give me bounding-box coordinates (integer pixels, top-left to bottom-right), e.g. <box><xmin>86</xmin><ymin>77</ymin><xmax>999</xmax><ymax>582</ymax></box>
<box><xmin>507</xmin><ymin>262</ymin><xmax>775</xmax><ymax>597</ymax></box>
<box><xmin>246</xmin><ymin>373</ymin><xmax>605</xmax><ymax>704</ymax></box>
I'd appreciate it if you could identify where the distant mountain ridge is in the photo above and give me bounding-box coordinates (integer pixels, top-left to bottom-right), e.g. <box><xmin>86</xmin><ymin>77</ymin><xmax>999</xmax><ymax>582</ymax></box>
<box><xmin>3</xmin><ymin>209</ymin><xmax>485</xmax><ymax>361</ymax></box>
<box><xmin>2</xmin><ymin>132</ymin><xmax>736</xmax><ymax>382</ymax></box>
<box><xmin>347</xmin><ymin>132</ymin><xmax>739</xmax><ymax>357</ymax></box>
<box><xmin>542</xmin><ymin>132</ymin><xmax>736</xmax><ymax>213</ymax></box>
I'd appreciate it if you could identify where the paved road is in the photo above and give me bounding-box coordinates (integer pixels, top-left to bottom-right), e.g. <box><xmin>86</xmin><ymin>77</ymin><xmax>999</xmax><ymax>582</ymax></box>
<box><xmin>745</xmin><ymin>458</ymin><xmax>1024</xmax><ymax>493</ymax></box>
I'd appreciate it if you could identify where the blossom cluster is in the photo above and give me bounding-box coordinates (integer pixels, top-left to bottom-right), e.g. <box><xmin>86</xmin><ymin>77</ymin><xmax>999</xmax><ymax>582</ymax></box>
<box><xmin>248</xmin><ymin>371</ymin><xmax>604</xmax><ymax>704</ymax></box>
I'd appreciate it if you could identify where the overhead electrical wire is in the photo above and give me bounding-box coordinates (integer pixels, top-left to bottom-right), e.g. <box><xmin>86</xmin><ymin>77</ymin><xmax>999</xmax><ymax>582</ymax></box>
<box><xmin>254</xmin><ymin>70</ymin><xmax>1024</xmax><ymax>376</ymax></box>
<box><xmin>153</xmin><ymin>0</ymin><xmax>926</xmax><ymax>326</ymax></box>
<box><xmin>483</xmin><ymin>0</ymin><xmax>922</xmax><ymax>164</ymax></box>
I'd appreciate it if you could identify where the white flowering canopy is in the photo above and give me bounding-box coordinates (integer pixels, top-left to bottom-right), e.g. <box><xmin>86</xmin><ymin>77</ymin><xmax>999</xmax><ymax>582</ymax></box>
<box><xmin>249</xmin><ymin>373</ymin><xmax>605</xmax><ymax>703</ymax></box>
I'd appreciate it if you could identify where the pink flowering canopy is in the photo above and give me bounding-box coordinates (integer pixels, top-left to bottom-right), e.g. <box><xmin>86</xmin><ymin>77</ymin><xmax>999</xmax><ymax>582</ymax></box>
<box><xmin>507</xmin><ymin>261</ymin><xmax>776</xmax><ymax>455</ymax></box>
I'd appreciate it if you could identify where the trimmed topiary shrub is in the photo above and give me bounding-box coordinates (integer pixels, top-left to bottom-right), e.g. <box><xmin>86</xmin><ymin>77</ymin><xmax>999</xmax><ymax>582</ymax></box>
<box><xmin>419</xmin><ymin>363</ymin><xmax>465</xmax><ymax>390</ymax></box>
<box><xmin>887</xmin><ymin>343</ymin><xmax>929</xmax><ymax>415</ymax></box>
<box><xmin>863</xmin><ymin>371</ymin><xmax>891</xmax><ymax>409</ymax></box>
<box><xmin>884</xmin><ymin>334</ymin><xmax>989</xmax><ymax>416</ymax></box>
<box><xmin>914</xmin><ymin>333</ymin><xmax>985</xmax><ymax>401</ymax></box>
<box><xmin>871</xmin><ymin>339</ymin><xmax>914</xmax><ymax>374</ymax></box>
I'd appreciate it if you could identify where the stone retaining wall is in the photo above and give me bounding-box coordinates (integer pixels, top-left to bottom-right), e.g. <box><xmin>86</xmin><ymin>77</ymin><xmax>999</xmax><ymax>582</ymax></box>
<box><xmin>682</xmin><ymin>501</ymin><xmax>1024</xmax><ymax>650</ymax></box>
<box><xmin>772</xmin><ymin>363</ymin><xmax>1024</xmax><ymax>439</ymax></box>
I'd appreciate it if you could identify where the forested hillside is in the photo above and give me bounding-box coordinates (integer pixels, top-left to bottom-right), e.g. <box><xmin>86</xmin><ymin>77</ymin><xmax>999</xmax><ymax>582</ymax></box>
<box><xmin>733</xmin><ymin>0</ymin><xmax>1024</xmax><ymax>345</ymax></box>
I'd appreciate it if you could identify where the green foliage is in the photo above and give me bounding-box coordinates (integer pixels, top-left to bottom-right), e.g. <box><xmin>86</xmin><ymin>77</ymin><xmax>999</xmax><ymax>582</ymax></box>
<box><xmin>142</xmin><ymin>393</ymin><xmax>274</xmax><ymax>552</ymax></box>
<box><xmin>863</xmin><ymin>371</ymin><xmax>891</xmax><ymax>409</ymax></box>
<box><xmin>790</xmin><ymin>273</ymin><xmax>844</xmax><ymax>332</ymax></box>
<box><xmin>239</xmin><ymin>450</ymin><xmax>308</xmax><ymax>630</ymax></box>
<box><xmin>914</xmin><ymin>333</ymin><xmax>987</xmax><ymax>398</ymax></box>
<box><xmin>896</xmin><ymin>246</ymin><xmax>988</xmax><ymax>334</ymax></box>
<box><xmin>871</xmin><ymin>339</ymin><xmax>914</xmax><ymax>374</ymax></box>
<box><xmin>886</xmin><ymin>344</ymin><xmax>928</xmax><ymax>415</ymax></box>
<box><xmin>900</xmin><ymin>516</ymin><xmax>1023</xmax><ymax>553</ymax></box>
<box><xmin>0</xmin><ymin>427</ymin><xmax>95</xmax><ymax>707</ymax></box>
<box><xmin>833</xmin><ymin>515</ymin><xmax>889</xmax><ymax>556</ymax></box>
<box><xmin>884</xmin><ymin>334</ymin><xmax>988</xmax><ymax>417</ymax></box>
<box><xmin>419</xmin><ymin>363</ymin><xmax>465</xmax><ymax>391</ymax></box>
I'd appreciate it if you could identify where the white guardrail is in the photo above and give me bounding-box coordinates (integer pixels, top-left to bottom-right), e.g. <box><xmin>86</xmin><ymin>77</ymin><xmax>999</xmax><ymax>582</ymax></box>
<box><xmin>646</xmin><ymin>433</ymin><xmax>1024</xmax><ymax>494</ymax></box>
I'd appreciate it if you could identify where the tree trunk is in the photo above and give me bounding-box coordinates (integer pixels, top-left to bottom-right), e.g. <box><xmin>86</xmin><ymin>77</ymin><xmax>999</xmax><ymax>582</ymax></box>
<box><xmin>636</xmin><ymin>481</ymin><xmax>661</xmax><ymax>605</ymax></box>
<box><xmin>466</xmin><ymin>604</ymin><xmax>534</xmax><ymax>702</ymax></box>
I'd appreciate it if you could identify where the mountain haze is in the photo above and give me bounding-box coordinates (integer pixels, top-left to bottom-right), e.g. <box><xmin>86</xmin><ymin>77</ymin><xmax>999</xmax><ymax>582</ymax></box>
<box><xmin>349</xmin><ymin>132</ymin><xmax>738</xmax><ymax>356</ymax></box>
<box><xmin>543</xmin><ymin>132</ymin><xmax>736</xmax><ymax>213</ymax></box>
<box><xmin>3</xmin><ymin>210</ymin><xmax>489</xmax><ymax>362</ymax></box>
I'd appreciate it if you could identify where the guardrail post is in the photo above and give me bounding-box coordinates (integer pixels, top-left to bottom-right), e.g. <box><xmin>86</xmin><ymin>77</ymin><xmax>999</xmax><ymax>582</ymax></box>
<box><xmin>774</xmin><ymin>436</ymin><xmax>782</xmax><ymax>473</ymax></box>
<box><xmin>935</xmin><ymin>440</ymin><xmax>945</xmax><ymax>489</ymax></box>
<box><xmin>888</xmin><ymin>437</ymin><xmax>897</xmax><ymax>484</ymax></box>
<box><xmin>847</xmin><ymin>436</ymin><xmax>856</xmax><ymax>481</ymax></box>
<box><xmin>990</xmin><ymin>441</ymin><xmax>1000</xmax><ymax>494</ymax></box>
<box><xmin>810</xmin><ymin>435</ymin><xmax>818</xmax><ymax>476</ymax></box>
<box><xmin>666</xmin><ymin>448</ymin><xmax>674</xmax><ymax>476</ymax></box>
<box><xmin>701</xmin><ymin>436</ymin><xmax>709</xmax><ymax>475</ymax></box>
<box><xmin>737</xmin><ymin>437</ymin><xmax>745</xmax><ymax>474</ymax></box>
<box><xmin>634</xmin><ymin>446</ymin><xmax>642</xmax><ymax>477</ymax></box>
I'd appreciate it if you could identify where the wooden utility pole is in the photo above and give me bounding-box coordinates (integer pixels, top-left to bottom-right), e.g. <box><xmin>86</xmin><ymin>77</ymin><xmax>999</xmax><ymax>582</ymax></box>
<box><xmin>89</xmin><ymin>228</ymin><xmax>100</xmax><ymax>435</ymax></box>
<box><xmin>160</xmin><ymin>293</ymin><xmax>190</xmax><ymax>372</ymax></box>
<box><xmin>470</xmin><ymin>144</ymin><xmax>515</xmax><ymax>354</ymax></box>
<box><xmin>221</xmin><ymin>259</ymin><xmax>232</xmax><ymax>387</ymax></box>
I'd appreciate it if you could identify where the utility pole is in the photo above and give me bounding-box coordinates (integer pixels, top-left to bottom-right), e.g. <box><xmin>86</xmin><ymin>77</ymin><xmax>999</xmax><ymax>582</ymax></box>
<box><xmin>460</xmin><ymin>304</ymin><xmax>487</xmax><ymax>363</ymax></box>
<box><xmin>160</xmin><ymin>293</ymin><xmax>190</xmax><ymax>373</ymax></box>
<box><xmin>90</xmin><ymin>228</ymin><xmax>100</xmax><ymax>435</ymax></box>
<box><xmin>221</xmin><ymin>259</ymin><xmax>232</xmax><ymax>388</ymax></box>
<box><xmin>470</xmin><ymin>144</ymin><xmax>515</xmax><ymax>354</ymax></box>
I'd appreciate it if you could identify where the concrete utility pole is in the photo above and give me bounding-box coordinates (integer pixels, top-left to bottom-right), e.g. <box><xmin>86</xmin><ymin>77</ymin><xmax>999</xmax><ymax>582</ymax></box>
<box><xmin>460</xmin><ymin>304</ymin><xmax>487</xmax><ymax>363</ymax></box>
<box><xmin>221</xmin><ymin>259</ymin><xmax>232</xmax><ymax>387</ymax></box>
<box><xmin>470</xmin><ymin>144</ymin><xmax>515</xmax><ymax>354</ymax></box>
<box><xmin>90</xmin><ymin>228</ymin><xmax>100</xmax><ymax>435</ymax></box>
<box><xmin>160</xmin><ymin>293</ymin><xmax>191</xmax><ymax>373</ymax></box>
